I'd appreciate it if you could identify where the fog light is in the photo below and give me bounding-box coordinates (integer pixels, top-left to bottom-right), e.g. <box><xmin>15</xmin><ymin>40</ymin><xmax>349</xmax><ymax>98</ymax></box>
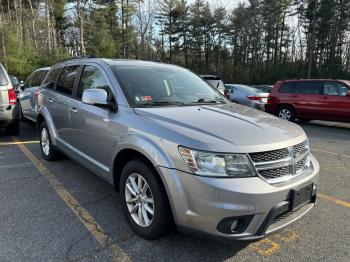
<box><xmin>230</xmin><ymin>220</ymin><xmax>238</xmax><ymax>232</ymax></box>
<box><xmin>217</xmin><ymin>215</ymin><xmax>254</xmax><ymax>235</ymax></box>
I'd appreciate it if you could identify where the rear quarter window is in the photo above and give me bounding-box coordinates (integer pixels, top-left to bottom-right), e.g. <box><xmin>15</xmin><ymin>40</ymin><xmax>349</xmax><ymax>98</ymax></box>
<box><xmin>279</xmin><ymin>82</ymin><xmax>295</xmax><ymax>93</ymax></box>
<box><xmin>0</xmin><ymin>65</ymin><xmax>8</xmax><ymax>86</ymax></box>
<box><xmin>42</xmin><ymin>68</ymin><xmax>62</xmax><ymax>90</ymax></box>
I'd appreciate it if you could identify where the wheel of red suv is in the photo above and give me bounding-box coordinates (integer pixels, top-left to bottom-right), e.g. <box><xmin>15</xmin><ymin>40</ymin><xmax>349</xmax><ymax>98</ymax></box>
<box><xmin>5</xmin><ymin>122</ymin><xmax>19</xmax><ymax>136</ymax></box>
<box><xmin>39</xmin><ymin>122</ymin><xmax>59</xmax><ymax>161</ymax></box>
<box><xmin>120</xmin><ymin>159</ymin><xmax>172</xmax><ymax>240</ymax></box>
<box><xmin>277</xmin><ymin>106</ymin><xmax>295</xmax><ymax>122</ymax></box>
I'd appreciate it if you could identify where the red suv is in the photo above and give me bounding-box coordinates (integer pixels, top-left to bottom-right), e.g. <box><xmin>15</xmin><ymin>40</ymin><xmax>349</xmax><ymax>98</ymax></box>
<box><xmin>266</xmin><ymin>79</ymin><xmax>350</xmax><ymax>123</ymax></box>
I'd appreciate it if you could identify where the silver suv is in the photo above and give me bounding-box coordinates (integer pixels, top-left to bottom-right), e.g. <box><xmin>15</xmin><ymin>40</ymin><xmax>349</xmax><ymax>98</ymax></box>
<box><xmin>36</xmin><ymin>58</ymin><xmax>319</xmax><ymax>241</ymax></box>
<box><xmin>0</xmin><ymin>63</ymin><xmax>19</xmax><ymax>135</ymax></box>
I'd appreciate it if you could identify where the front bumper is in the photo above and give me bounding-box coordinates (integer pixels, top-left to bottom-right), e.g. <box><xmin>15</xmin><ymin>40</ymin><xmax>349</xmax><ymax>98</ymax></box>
<box><xmin>158</xmin><ymin>155</ymin><xmax>319</xmax><ymax>241</ymax></box>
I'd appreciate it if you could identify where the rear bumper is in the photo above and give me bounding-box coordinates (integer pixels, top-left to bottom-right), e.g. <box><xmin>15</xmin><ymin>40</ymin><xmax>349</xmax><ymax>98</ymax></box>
<box><xmin>0</xmin><ymin>105</ymin><xmax>18</xmax><ymax>127</ymax></box>
<box><xmin>158</xmin><ymin>155</ymin><xmax>319</xmax><ymax>241</ymax></box>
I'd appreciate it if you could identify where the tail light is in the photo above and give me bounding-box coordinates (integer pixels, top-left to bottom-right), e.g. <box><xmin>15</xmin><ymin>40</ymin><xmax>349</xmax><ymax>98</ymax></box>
<box><xmin>7</xmin><ymin>87</ymin><xmax>17</xmax><ymax>105</ymax></box>
<box><xmin>224</xmin><ymin>90</ymin><xmax>230</xmax><ymax>98</ymax></box>
<box><xmin>247</xmin><ymin>95</ymin><xmax>261</xmax><ymax>101</ymax></box>
<box><xmin>34</xmin><ymin>89</ymin><xmax>40</xmax><ymax>103</ymax></box>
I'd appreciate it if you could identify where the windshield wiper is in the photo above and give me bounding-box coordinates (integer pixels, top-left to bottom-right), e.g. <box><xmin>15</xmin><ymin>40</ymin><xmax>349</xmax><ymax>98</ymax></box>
<box><xmin>194</xmin><ymin>98</ymin><xmax>226</xmax><ymax>104</ymax></box>
<box><xmin>137</xmin><ymin>101</ymin><xmax>185</xmax><ymax>107</ymax></box>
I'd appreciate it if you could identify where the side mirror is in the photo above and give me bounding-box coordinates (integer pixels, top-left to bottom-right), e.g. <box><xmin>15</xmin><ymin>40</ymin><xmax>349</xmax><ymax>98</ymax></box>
<box><xmin>82</xmin><ymin>88</ymin><xmax>116</xmax><ymax>111</ymax></box>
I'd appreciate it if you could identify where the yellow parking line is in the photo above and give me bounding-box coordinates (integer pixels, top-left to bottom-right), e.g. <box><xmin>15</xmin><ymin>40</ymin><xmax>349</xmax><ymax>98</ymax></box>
<box><xmin>0</xmin><ymin>140</ymin><xmax>40</xmax><ymax>146</ymax></box>
<box><xmin>312</xmin><ymin>148</ymin><xmax>350</xmax><ymax>158</ymax></box>
<box><xmin>318</xmin><ymin>193</ymin><xmax>350</xmax><ymax>209</ymax></box>
<box><xmin>11</xmin><ymin>137</ymin><xmax>131</xmax><ymax>262</ymax></box>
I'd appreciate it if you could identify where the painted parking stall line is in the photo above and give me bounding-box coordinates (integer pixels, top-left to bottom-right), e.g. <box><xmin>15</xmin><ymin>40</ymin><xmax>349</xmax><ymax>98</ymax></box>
<box><xmin>0</xmin><ymin>140</ymin><xmax>40</xmax><ymax>146</ymax></box>
<box><xmin>11</xmin><ymin>137</ymin><xmax>131</xmax><ymax>262</ymax></box>
<box><xmin>318</xmin><ymin>193</ymin><xmax>350</xmax><ymax>209</ymax></box>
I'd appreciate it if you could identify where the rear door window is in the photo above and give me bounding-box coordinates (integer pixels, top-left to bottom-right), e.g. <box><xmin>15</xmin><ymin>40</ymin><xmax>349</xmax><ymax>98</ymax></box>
<box><xmin>43</xmin><ymin>68</ymin><xmax>62</xmax><ymax>90</ymax></box>
<box><xmin>0</xmin><ymin>65</ymin><xmax>8</xmax><ymax>86</ymax></box>
<box><xmin>295</xmin><ymin>81</ymin><xmax>323</xmax><ymax>95</ymax></box>
<box><xmin>56</xmin><ymin>66</ymin><xmax>80</xmax><ymax>95</ymax></box>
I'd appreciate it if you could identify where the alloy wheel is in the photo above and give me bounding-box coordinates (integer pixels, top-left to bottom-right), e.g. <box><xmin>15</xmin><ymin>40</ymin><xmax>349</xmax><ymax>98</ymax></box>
<box><xmin>125</xmin><ymin>173</ymin><xmax>154</xmax><ymax>227</ymax></box>
<box><xmin>279</xmin><ymin>109</ymin><xmax>292</xmax><ymax>120</ymax></box>
<box><xmin>41</xmin><ymin>127</ymin><xmax>50</xmax><ymax>156</ymax></box>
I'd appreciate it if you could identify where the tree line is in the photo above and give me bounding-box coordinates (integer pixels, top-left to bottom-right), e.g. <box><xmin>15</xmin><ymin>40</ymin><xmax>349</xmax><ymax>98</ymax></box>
<box><xmin>0</xmin><ymin>0</ymin><xmax>350</xmax><ymax>84</ymax></box>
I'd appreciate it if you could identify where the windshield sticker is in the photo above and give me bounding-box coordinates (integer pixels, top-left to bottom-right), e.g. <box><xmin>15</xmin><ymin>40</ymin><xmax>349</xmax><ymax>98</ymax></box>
<box><xmin>141</xmin><ymin>96</ymin><xmax>152</xmax><ymax>102</ymax></box>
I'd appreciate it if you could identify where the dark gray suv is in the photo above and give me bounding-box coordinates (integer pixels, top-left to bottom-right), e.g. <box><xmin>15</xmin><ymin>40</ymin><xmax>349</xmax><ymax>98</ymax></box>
<box><xmin>36</xmin><ymin>58</ymin><xmax>319</xmax><ymax>241</ymax></box>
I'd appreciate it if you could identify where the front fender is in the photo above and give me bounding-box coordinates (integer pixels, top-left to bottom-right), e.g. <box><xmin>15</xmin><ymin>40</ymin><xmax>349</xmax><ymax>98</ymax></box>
<box><xmin>110</xmin><ymin>132</ymin><xmax>176</xmax><ymax>183</ymax></box>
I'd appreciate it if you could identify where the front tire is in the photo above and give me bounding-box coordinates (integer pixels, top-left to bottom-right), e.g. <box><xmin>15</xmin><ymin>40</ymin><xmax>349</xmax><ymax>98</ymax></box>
<box><xmin>277</xmin><ymin>105</ymin><xmax>295</xmax><ymax>122</ymax></box>
<box><xmin>120</xmin><ymin>159</ymin><xmax>172</xmax><ymax>240</ymax></box>
<box><xmin>39</xmin><ymin>122</ymin><xmax>59</xmax><ymax>161</ymax></box>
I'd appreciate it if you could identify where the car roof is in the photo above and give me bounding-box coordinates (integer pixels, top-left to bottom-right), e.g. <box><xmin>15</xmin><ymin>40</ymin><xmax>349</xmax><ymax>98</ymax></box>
<box><xmin>52</xmin><ymin>57</ymin><xmax>181</xmax><ymax>69</ymax></box>
<box><xmin>35</xmin><ymin>67</ymin><xmax>51</xmax><ymax>72</ymax></box>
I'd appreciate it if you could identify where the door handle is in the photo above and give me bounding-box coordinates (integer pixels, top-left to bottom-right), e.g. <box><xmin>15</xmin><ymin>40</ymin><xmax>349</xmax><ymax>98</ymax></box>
<box><xmin>70</xmin><ymin>107</ymin><xmax>78</xmax><ymax>113</ymax></box>
<box><xmin>48</xmin><ymin>98</ymin><xmax>54</xmax><ymax>103</ymax></box>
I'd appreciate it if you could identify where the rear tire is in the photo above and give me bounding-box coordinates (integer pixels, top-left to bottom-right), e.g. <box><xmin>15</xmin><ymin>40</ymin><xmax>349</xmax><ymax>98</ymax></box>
<box><xmin>119</xmin><ymin>159</ymin><xmax>172</xmax><ymax>240</ymax></box>
<box><xmin>5</xmin><ymin>122</ymin><xmax>20</xmax><ymax>136</ymax></box>
<box><xmin>39</xmin><ymin>122</ymin><xmax>59</xmax><ymax>161</ymax></box>
<box><xmin>276</xmin><ymin>105</ymin><xmax>295</xmax><ymax>122</ymax></box>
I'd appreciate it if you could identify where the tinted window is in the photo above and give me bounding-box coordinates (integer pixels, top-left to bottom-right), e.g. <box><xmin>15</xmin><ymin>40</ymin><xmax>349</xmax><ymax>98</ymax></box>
<box><xmin>78</xmin><ymin>66</ymin><xmax>113</xmax><ymax>101</ymax></box>
<box><xmin>56</xmin><ymin>66</ymin><xmax>79</xmax><ymax>95</ymax></box>
<box><xmin>23</xmin><ymin>73</ymin><xmax>34</xmax><ymax>89</ymax></box>
<box><xmin>0</xmin><ymin>65</ymin><xmax>8</xmax><ymax>86</ymax></box>
<box><xmin>43</xmin><ymin>68</ymin><xmax>61</xmax><ymax>89</ymax></box>
<box><xmin>279</xmin><ymin>82</ymin><xmax>295</xmax><ymax>93</ymax></box>
<box><xmin>295</xmin><ymin>82</ymin><xmax>323</xmax><ymax>94</ymax></box>
<box><xmin>324</xmin><ymin>82</ymin><xmax>349</xmax><ymax>96</ymax></box>
<box><xmin>31</xmin><ymin>71</ymin><xmax>47</xmax><ymax>86</ymax></box>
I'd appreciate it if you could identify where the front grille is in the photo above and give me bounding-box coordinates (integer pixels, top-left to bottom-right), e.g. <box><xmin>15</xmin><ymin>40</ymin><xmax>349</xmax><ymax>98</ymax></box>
<box><xmin>296</xmin><ymin>156</ymin><xmax>307</xmax><ymax>171</ymax></box>
<box><xmin>249</xmin><ymin>140</ymin><xmax>310</xmax><ymax>183</ymax></box>
<box><xmin>250</xmin><ymin>148</ymin><xmax>289</xmax><ymax>163</ymax></box>
<box><xmin>293</xmin><ymin>141</ymin><xmax>307</xmax><ymax>155</ymax></box>
<box><xmin>259</xmin><ymin>166</ymin><xmax>291</xmax><ymax>179</ymax></box>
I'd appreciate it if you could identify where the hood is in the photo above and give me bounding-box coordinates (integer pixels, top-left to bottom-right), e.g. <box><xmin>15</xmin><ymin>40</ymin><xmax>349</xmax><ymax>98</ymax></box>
<box><xmin>134</xmin><ymin>103</ymin><xmax>306</xmax><ymax>153</ymax></box>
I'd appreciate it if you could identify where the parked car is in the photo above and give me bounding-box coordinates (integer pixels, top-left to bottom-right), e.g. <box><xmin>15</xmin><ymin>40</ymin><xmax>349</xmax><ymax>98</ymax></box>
<box><xmin>0</xmin><ymin>63</ymin><xmax>19</xmax><ymax>135</ymax></box>
<box><xmin>251</xmin><ymin>85</ymin><xmax>273</xmax><ymax>93</ymax></box>
<box><xmin>36</xmin><ymin>58</ymin><xmax>319</xmax><ymax>241</ymax></box>
<box><xmin>19</xmin><ymin>67</ymin><xmax>50</xmax><ymax>122</ymax></box>
<box><xmin>266</xmin><ymin>79</ymin><xmax>350</xmax><ymax>122</ymax></box>
<box><xmin>200</xmin><ymin>75</ymin><xmax>225</xmax><ymax>94</ymax></box>
<box><xmin>9</xmin><ymin>75</ymin><xmax>21</xmax><ymax>92</ymax></box>
<box><xmin>225</xmin><ymin>84</ymin><xmax>269</xmax><ymax>110</ymax></box>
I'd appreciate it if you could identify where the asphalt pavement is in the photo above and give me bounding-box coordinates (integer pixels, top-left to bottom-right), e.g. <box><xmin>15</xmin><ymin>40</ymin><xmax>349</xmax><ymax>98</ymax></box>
<box><xmin>0</xmin><ymin>120</ymin><xmax>349</xmax><ymax>262</ymax></box>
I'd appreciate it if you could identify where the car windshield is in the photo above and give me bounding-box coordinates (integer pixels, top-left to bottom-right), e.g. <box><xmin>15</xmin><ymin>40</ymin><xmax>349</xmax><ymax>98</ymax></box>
<box><xmin>111</xmin><ymin>65</ymin><xmax>227</xmax><ymax>107</ymax></box>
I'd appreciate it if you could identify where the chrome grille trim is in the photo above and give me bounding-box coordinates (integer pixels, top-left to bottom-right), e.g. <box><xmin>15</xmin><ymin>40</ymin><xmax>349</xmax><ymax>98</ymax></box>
<box><xmin>249</xmin><ymin>140</ymin><xmax>310</xmax><ymax>184</ymax></box>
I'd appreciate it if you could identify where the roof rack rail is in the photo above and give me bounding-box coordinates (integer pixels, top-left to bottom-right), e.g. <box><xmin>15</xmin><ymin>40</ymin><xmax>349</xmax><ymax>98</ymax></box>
<box><xmin>57</xmin><ymin>55</ymin><xmax>97</xmax><ymax>63</ymax></box>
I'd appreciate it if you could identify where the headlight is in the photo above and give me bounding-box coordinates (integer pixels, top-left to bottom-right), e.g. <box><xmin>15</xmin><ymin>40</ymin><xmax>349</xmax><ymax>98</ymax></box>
<box><xmin>179</xmin><ymin>147</ymin><xmax>256</xmax><ymax>177</ymax></box>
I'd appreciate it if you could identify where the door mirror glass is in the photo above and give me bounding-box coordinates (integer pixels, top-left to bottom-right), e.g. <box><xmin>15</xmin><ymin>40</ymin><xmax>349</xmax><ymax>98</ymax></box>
<box><xmin>82</xmin><ymin>88</ymin><xmax>108</xmax><ymax>105</ymax></box>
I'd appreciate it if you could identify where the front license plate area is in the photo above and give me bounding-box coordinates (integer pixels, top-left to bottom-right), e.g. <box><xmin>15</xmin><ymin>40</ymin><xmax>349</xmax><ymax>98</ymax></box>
<box><xmin>291</xmin><ymin>183</ymin><xmax>313</xmax><ymax>210</ymax></box>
